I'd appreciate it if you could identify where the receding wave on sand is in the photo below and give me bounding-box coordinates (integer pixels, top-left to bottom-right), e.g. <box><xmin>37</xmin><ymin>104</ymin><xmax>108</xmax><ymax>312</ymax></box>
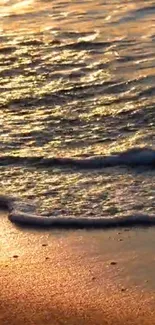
<box><xmin>1</xmin><ymin>191</ymin><xmax>155</xmax><ymax>229</ymax></box>
<box><xmin>1</xmin><ymin>147</ymin><xmax>155</xmax><ymax>229</ymax></box>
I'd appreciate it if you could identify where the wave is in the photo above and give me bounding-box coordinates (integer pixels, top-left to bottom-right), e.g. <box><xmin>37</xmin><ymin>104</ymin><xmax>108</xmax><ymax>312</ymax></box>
<box><xmin>1</xmin><ymin>194</ymin><xmax>155</xmax><ymax>229</ymax></box>
<box><xmin>1</xmin><ymin>147</ymin><xmax>155</xmax><ymax>169</ymax></box>
<box><xmin>1</xmin><ymin>146</ymin><xmax>155</xmax><ymax>229</ymax></box>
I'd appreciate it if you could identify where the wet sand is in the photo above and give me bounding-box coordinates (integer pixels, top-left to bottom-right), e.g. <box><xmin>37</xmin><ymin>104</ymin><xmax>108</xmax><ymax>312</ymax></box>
<box><xmin>1</xmin><ymin>210</ymin><xmax>155</xmax><ymax>325</ymax></box>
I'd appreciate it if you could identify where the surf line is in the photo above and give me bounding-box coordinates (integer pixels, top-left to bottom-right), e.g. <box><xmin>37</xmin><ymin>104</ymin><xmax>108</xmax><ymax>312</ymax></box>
<box><xmin>1</xmin><ymin>146</ymin><xmax>155</xmax><ymax>229</ymax></box>
<box><xmin>1</xmin><ymin>194</ymin><xmax>155</xmax><ymax>229</ymax></box>
<box><xmin>1</xmin><ymin>147</ymin><xmax>155</xmax><ymax>169</ymax></box>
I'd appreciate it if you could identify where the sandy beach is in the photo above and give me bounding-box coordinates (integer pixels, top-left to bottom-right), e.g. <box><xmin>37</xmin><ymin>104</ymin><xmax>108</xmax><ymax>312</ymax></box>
<box><xmin>1</xmin><ymin>210</ymin><xmax>155</xmax><ymax>325</ymax></box>
<box><xmin>1</xmin><ymin>0</ymin><xmax>155</xmax><ymax>324</ymax></box>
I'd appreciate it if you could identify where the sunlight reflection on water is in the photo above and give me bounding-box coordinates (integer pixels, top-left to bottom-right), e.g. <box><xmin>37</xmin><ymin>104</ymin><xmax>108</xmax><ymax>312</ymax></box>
<box><xmin>1</xmin><ymin>0</ymin><xmax>155</xmax><ymax>215</ymax></box>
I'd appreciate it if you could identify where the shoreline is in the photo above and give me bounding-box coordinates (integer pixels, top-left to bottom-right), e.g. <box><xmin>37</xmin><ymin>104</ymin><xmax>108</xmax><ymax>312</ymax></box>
<box><xmin>1</xmin><ymin>210</ymin><xmax>155</xmax><ymax>324</ymax></box>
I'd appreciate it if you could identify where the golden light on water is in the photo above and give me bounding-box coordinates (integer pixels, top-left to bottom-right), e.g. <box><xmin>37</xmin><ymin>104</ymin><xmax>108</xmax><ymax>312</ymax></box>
<box><xmin>0</xmin><ymin>0</ymin><xmax>153</xmax><ymax>37</ymax></box>
<box><xmin>0</xmin><ymin>0</ymin><xmax>155</xmax><ymax>214</ymax></box>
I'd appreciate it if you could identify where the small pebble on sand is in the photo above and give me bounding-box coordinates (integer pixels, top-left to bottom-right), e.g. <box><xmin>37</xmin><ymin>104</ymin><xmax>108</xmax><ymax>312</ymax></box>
<box><xmin>110</xmin><ymin>261</ymin><xmax>117</xmax><ymax>265</ymax></box>
<box><xmin>13</xmin><ymin>255</ymin><xmax>18</xmax><ymax>258</ymax></box>
<box><xmin>121</xmin><ymin>288</ymin><xmax>127</xmax><ymax>292</ymax></box>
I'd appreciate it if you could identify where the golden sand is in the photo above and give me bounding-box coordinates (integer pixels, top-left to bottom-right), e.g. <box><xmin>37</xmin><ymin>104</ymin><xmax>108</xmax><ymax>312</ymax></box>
<box><xmin>1</xmin><ymin>210</ymin><xmax>155</xmax><ymax>325</ymax></box>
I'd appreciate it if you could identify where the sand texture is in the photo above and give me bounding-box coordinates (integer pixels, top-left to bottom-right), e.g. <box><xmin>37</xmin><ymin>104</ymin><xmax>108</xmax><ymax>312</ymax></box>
<box><xmin>1</xmin><ymin>210</ymin><xmax>155</xmax><ymax>325</ymax></box>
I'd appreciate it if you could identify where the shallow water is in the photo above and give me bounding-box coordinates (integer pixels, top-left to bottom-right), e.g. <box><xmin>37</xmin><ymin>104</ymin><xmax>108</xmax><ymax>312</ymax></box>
<box><xmin>1</xmin><ymin>0</ymin><xmax>155</xmax><ymax>216</ymax></box>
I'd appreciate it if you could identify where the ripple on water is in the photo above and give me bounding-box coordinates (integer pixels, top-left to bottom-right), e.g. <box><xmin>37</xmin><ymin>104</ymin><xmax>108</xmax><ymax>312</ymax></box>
<box><xmin>1</xmin><ymin>1</ymin><xmax>155</xmax><ymax>214</ymax></box>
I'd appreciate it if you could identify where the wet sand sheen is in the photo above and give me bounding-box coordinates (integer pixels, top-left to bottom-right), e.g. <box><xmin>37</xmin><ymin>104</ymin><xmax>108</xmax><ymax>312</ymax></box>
<box><xmin>1</xmin><ymin>210</ymin><xmax>155</xmax><ymax>324</ymax></box>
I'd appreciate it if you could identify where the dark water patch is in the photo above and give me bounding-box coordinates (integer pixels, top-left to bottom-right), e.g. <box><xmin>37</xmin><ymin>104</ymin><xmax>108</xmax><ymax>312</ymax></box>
<box><xmin>112</xmin><ymin>5</ymin><xmax>155</xmax><ymax>25</ymax></box>
<box><xmin>138</xmin><ymin>87</ymin><xmax>155</xmax><ymax>98</ymax></box>
<box><xmin>0</xmin><ymin>46</ymin><xmax>17</xmax><ymax>55</ymax></box>
<box><xmin>61</xmin><ymin>41</ymin><xmax>110</xmax><ymax>51</ymax></box>
<box><xmin>0</xmin><ymin>56</ymin><xmax>17</xmax><ymax>67</ymax></box>
<box><xmin>1</xmin><ymin>148</ymin><xmax>155</xmax><ymax>169</ymax></box>
<box><xmin>18</xmin><ymin>39</ymin><xmax>44</xmax><ymax>46</ymax></box>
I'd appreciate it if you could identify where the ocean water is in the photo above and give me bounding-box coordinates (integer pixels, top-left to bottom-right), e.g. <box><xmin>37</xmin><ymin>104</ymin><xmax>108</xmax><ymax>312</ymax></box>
<box><xmin>1</xmin><ymin>0</ymin><xmax>155</xmax><ymax>217</ymax></box>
